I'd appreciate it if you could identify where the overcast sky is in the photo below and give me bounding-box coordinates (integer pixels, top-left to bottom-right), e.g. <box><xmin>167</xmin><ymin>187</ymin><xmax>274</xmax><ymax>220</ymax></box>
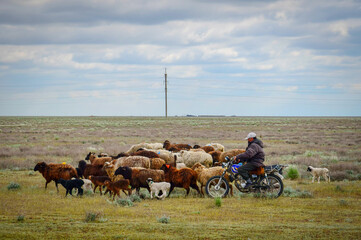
<box><xmin>0</xmin><ymin>0</ymin><xmax>360</xmax><ymax>116</ymax></box>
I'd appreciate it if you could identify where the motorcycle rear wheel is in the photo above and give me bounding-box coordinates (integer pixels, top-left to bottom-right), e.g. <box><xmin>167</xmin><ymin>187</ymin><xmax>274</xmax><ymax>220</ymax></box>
<box><xmin>205</xmin><ymin>176</ymin><xmax>230</xmax><ymax>198</ymax></box>
<box><xmin>261</xmin><ymin>174</ymin><xmax>284</xmax><ymax>197</ymax></box>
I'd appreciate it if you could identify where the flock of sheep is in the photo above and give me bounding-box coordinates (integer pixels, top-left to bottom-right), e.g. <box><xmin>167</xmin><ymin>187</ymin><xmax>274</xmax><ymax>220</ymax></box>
<box><xmin>33</xmin><ymin>139</ymin><xmax>331</xmax><ymax>200</ymax></box>
<box><xmin>33</xmin><ymin>140</ymin><xmax>245</xmax><ymax>199</ymax></box>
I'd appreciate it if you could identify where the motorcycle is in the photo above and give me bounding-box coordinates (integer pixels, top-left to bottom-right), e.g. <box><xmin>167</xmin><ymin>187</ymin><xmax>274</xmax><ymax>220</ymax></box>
<box><xmin>205</xmin><ymin>157</ymin><xmax>287</xmax><ymax>198</ymax></box>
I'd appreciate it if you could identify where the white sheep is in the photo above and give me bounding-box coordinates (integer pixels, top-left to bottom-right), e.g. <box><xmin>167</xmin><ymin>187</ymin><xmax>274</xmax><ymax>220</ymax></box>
<box><xmin>126</xmin><ymin>142</ymin><xmax>163</xmax><ymax>154</ymax></box>
<box><xmin>178</xmin><ymin>150</ymin><xmax>213</xmax><ymax>168</ymax></box>
<box><xmin>307</xmin><ymin>166</ymin><xmax>330</xmax><ymax>183</ymax></box>
<box><xmin>146</xmin><ymin>178</ymin><xmax>171</xmax><ymax>200</ymax></box>
<box><xmin>175</xmin><ymin>162</ymin><xmax>187</xmax><ymax>169</ymax></box>
<box><xmin>206</xmin><ymin>143</ymin><xmax>225</xmax><ymax>152</ymax></box>
<box><xmin>82</xmin><ymin>179</ymin><xmax>94</xmax><ymax>192</ymax></box>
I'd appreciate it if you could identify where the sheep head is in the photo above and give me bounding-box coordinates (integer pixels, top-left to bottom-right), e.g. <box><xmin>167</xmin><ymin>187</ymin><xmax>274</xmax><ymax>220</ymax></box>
<box><xmin>114</xmin><ymin>166</ymin><xmax>132</xmax><ymax>179</ymax></box>
<box><xmin>191</xmin><ymin>162</ymin><xmax>205</xmax><ymax>171</ymax></box>
<box><xmin>163</xmin><ymin>140</ymin><xmax>170</xmax><ymax>148</ymax></box>
<box><xmin>34</xmin><ymin>162</ymin><xmax>47</xmax><ymax>172</ymax></box>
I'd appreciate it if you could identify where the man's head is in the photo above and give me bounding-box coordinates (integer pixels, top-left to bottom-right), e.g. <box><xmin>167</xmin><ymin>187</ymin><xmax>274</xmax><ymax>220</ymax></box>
<box><xmin>245</xmin><ymin>132</ymin><xmax>256</xmax><ymax>142</ymax></box>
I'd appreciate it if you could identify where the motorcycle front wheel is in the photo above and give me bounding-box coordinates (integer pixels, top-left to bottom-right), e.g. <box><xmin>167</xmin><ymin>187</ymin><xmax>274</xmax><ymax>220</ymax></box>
<box><xmin>205</xmin><ymin>176</ymin><xmax>230</xmax><ymax>198</ymax></box>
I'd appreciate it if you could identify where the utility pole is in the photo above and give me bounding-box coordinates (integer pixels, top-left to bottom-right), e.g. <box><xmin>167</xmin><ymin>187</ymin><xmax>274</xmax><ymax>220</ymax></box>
<box><xmin>165</xmin><ymin>68</ymin><xmax>168</xmax><ymax>118</ymax></box>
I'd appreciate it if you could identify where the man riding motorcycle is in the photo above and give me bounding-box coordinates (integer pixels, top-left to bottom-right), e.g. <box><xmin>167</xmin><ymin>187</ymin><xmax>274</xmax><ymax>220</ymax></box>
<box><xmin>234</xmin><ymin>132</ymin><xmax>265</xmax><ymax>188</ymax></box>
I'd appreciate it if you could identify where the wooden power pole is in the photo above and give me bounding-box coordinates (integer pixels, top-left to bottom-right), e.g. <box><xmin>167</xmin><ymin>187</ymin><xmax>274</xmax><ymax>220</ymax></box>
<box><xmin>165</xmin><ymin>68</ymin><xmax>168</xmax><ymax>118</ymax></box>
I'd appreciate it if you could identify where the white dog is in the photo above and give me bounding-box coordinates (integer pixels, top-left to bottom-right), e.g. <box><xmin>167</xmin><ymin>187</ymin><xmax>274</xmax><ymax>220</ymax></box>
<box><xmin>307</xmin><ymin>166</ymin><xmax>330</xmax><ymax>183</ymax></box>
<box><xmin>146</xmin><ymin>178</ymin><xmax>171</xmax><ymax>200</ymax></box>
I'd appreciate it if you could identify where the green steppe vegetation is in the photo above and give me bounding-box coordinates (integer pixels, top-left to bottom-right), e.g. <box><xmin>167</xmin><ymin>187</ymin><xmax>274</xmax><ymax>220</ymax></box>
<box><xmin>0</xmin><ymin>116</ymin><xmax>360</xmax><ymax>239</ymax></box>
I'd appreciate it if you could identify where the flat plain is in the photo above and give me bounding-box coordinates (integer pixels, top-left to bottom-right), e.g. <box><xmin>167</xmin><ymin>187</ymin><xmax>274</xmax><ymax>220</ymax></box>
<box><xmin>0</xmin><ymin>116</ymin><xmax>360</xmax><ymax>239</ymax></box>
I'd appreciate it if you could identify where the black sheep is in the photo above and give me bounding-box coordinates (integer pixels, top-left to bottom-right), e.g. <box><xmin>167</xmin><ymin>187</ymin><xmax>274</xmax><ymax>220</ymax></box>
<box><xmin>57</xmin><ymin>178</ymin><xmax>84</xmax><ymax>196</ymax></box>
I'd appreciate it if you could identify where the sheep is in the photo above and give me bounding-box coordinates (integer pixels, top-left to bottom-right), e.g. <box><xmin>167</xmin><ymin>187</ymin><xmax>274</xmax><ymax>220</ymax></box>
<box><xmin>206</xmin><ymin>143</ymin><xmax>225</xmax><ymax>152</ymax></box>
<box><xmin>126</xmin><ymin>142</ymin><xmax>163</xmax><ymax>154</ymax></box>
<box><xmin>114</xmin><ymin>166</ymin><xmax>165</xmax><ymax>195</ymax></box>
<box><xmin>104</xmin><ymin>179</ymin><xmax>132</xmax><ymax>200</ymax></box>
<box><xmin>175</xmin><ymin>162</ymin><xmax>187</xmax><ymax>169</ymax></box>
<box><xmin>209</xmin><ymin>149</ymin><xmax>245</xmax><ymax>166</ymax></box>
<box><xmin>145</xmin><ymin>149</ymin><xmax>176</xmax><ymax>164</ymax></box>
<box><xmin>307</xmin><ymin>166</ymin><xmax>330</xmax><ymax>183</ymax></box>
<box><xmin>160</xmin><ymin>164</ymin><xmax>200</xmax><ymax>197</ymax></box>
<box><xmin>193</xmin><ymin>145</ymin><xmax>215</xmax><ymax>153</ymax></box>
<box><xmin>57</xmin><ymin>178</ymin><xmax>84</xmax><ymax>196</ymax></box>
<box><xmin>150</xmin><ymin>158</ymin><xmax>166</xmax><ymax>169</ymax></box>
<box><xmin>112</xmin><ymin>156</ymin><xmax>151</xmax><ymax>169</ymax></box>
<box><xmin>85</xmin><ymin>152</ymin><xmax>112</xmax><ymax>165</ymax></box>
<box><xmin>163</xmin><ymin>140</ymin><xmax>192</xmax><ymax>152</ymax></box>
<box><xmin>103</xmin><ymin>162</ymin><xmax>124</xmax><ymax>182</ymax></box>
<box><xmin>34</xmin><ymin>162</ymin><xmax>78</xmax><ymax>192</ymax></box>
<box><xmin>146</xmin><ymin>178</ymin><xmax>171</xmax><ymax>200</ymax></box>
<box><xmin>77</xmin><ymin>160</ymin><xmax>107</xmax><ymax>179</ymax></box>
<box><xmin>189</xmin><ymin>148</ymin><xmax>206</xmax><ymax>153</ymax></box>
<box><xmin>191</xmin><ymin>162</ymin><xmax>233</xmax><ymax>196</ymax></box>
<box><xmin>111</xmin><ymin>150</ymin><xmax>160</xmax><ymax>159</ymax></box>
<box><xmin>82</xmin><ymin>179</ymin><xmax>93</xmax><ymax>193</ymax></box>
<box><xmin>132</xmin><ymin>149</ymin><xmax>160</xmax><ymax>159</ymax></box>
<box><xmin>88</xmin><ymin>175</ymin><xmax>111</xmax><ymax>195</ymax></box>
<box><xmin>177</xmin><ymin>150</ymin><xmax>213</xmax><ymax>168</ymax></box>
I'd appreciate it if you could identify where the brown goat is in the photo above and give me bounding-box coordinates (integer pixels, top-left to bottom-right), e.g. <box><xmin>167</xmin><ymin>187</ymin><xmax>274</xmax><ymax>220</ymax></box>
<box><xmin>160</xmin><ymin>164</ymin><xmax>200</xmax><ymax>197</ymax></box>
<box><xmin>88</xmin><ymin>175</ymin><xmax>111</xmax><ymax>195</ymax></box>
<box><xmin>34</xmin><ymin>162</ymin><xmax>78</xmax><ymax>192</ymax></box>
<box><xmin>85</xmin><ymin>152</ymin><xmax>112</xmax><ymax>165</ymax></box>
<box><xmin>104</xmin><ymin>180</ymin><xmax>132</xmax><ymax>200</ymax></box>
<box><xmin>163</xmin><ymin>140</ymin><xmax>192</xmax><ymax>152</ymax></box>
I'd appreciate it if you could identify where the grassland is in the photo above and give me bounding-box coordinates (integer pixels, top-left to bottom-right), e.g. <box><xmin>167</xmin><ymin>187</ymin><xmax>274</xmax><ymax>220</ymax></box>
<box><xmin>0</xmin><ymin>116</ymin><xmax>361</xmax><ymax>239</ymax></box>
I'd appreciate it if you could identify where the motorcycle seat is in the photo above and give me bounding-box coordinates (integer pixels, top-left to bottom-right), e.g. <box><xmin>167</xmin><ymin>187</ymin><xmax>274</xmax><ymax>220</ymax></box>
<box><xmin>249</xmin><ymin>167</ymin><xmax>265</xmax><ymax>176</ymax></box>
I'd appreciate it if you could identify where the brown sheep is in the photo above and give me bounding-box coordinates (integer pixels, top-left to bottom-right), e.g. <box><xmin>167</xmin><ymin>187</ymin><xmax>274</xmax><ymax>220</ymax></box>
<box><xmin>132</xmin><ymin>149</ymin><xmax>160</xmax><ymax>159</ymax></box>
<box><xmin>85</xmin><ymin>152</ymin><xmax>112</xmax><ymax>165</ymax></box>
<box><xmin>34</xmin><ymin>162</ymin><xmax>78</xmax><ymax>192</ymax></box>
<box><xmin>193</xmin><ymin>145</ymin><xmax>215</xmax><ymax>153</ymax></box>
<box><xmin>210</xmin><ymin>149</ymin><xmax>246</xmax><ymax>166</ymax></box>
<box><xmin>88</xmin><ymin>175</ymin><xmax>111</xmax><ymax>195</ymax></box>
<box><xmin>150</xmin><ymin>158</ymin><xmax>166</xmax><ymax>169</ymax></box>
<box><xmin>163</xmin><ymin>140</ymin><xmax>192</xmax><ymax>152</ymax></box>
<box><xmin>160</xmin><ymin>164</ymin><xmax>200</xmax><ymax>197</ymax></box>
<box><xmin>114</xmin><ymin>166</ymin><xmax>165</xmax><ymax>195</ymax></box>
<box><xmin>104</xmin><ymin>180</ymin><xmax>132</xmax><ymax>200</ymax></box>
<box><xmin>191</xmin><ymin>162</ymin><xmax>233</xmax><ymax>196</ymax></box>
<box><xmin>78</xmin><ymin>160</ymin><xmax>107</xmax><ymax>179</ymax></box>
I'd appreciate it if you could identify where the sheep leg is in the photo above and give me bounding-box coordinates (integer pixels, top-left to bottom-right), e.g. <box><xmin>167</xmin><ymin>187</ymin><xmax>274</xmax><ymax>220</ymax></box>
<box><xmin>318</xmin><ymin>176</ymin><xmax>320</xmax><ymax>183</ymax></box>
<box><xmin>150</xmin><ymin>190</ymin><xmax>153</xmax><ymax>199</ymax></box>
<box><xmin>45</xmin><ymin>180</ymin><xmax>51</xmax><ymax>190</ymax></box>
<box><xmin>185</xmin><ymin>187</ymin><xmax>190</xmax><ymax>196</ymax></box>
<box><xmin>55</xmin><ymin>181</ymin><xmax>59</xmax><ymax>192</ymax></box>
<box><xmin>312</xmin><ymin>176</ymin><xmax>315</xmax><ymax>183</ymax></box>
<box><xmin>168</xmin><ymin>184</ymin><xmax>175</xmax><ymax>197</ymax></box>
<box><xmin>127</xmin><ymin>189</ymin><xmax>132</xmax><ymax>196</ymax></box>
<box><xmin>229</xmin><ymin>184</ymin><xmax>234</xmax><ymax>197</ymax></box>
<box><xmin>190</xmin><ymin>183</ymin><xmax>200</xmax><ymax>195</ymax></box>
<box><xmin>200</xmin><ymin>184</ymin><xmax>204</xmax><ymax>196</ymax></box>
<box><xmin>136</xmin><ymin>187</ymin><xmax>140</xmax><ymax>195</ymax></box>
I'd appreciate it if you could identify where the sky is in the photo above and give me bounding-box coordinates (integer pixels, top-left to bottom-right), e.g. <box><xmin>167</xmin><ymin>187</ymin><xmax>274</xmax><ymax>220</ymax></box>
<box><xmin>0</xmin><ymin>0</ymin><xmax>360</xmax><ymax>116</ymax></box>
